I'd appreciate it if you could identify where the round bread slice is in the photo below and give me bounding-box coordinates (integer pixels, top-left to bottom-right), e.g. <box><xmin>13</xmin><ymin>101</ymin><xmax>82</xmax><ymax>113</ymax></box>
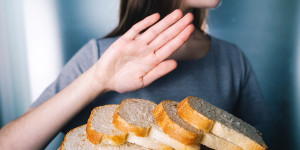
<box><xmin>112</xmin><ymin>99</ymin><xmax>157</xmax><ymax>137</ymax></box>
<box><xmin>60</xmin><ymin>125</ymin><xmax>150</xmax><ymax>150</ymax></box>
<box><xmin>178</xmin><ymin>96</ymin><xmax>268</xmax><ymax>150</ymax></box>
<box><xmin>153</xmin><ymin>100</ymin><xmax>203</xmax><ymax>145</ymax></box>
<box><xmin>86</xmin><ymin>105</ymin><xmax>126</xmax><ymax>145</ymax></box>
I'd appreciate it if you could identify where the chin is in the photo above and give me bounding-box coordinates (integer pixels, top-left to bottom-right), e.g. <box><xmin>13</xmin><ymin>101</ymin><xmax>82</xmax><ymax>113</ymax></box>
<box><xmin>187</xmin><ymin>0</ymin><xmax>222</xmax><ymax>9</ymax></box>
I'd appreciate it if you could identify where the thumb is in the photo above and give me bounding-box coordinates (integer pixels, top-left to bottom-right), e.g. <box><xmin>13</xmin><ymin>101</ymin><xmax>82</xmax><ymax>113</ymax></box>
<box><xmin>142</xmin><ymin>59</ymin><xmax>177</xmax><ymax>87</ymax></box>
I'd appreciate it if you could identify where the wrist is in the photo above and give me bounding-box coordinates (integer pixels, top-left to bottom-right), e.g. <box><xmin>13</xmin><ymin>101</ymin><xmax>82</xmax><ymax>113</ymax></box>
<box><xmin>86</xmin><ymin>64</ymin><xmax>112</xmax><ymax>96</ymax></box>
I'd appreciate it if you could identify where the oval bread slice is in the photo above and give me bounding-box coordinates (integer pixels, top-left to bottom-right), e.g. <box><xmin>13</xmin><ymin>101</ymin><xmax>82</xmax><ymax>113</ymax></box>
<box><xmin>112</xmin><ymin>99</ymin><xmax>157</xmax><ymax>137</ymax></box>
<box><xmin>178</xmin><ymin>96</ymin><xmax>268</xmax><ymax>150</ymax></box>
<box><xmin>112</xmin><ymin>99</ymin><xmax>174</xmax><ymax>150</ymax></box>
<box><xmin>86</xmin><ymin>105</ymin><xmax>126</xmax><ymax>145</ymax></box>
<box><xmin>153</xmin><ymin>100</ymin><xmax>203</xmax><ymax>145</ymax></box>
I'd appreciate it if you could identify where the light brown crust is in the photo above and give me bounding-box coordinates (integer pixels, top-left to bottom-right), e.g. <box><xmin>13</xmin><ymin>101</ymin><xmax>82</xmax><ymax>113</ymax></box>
<box><xmin>177</xmin><ymin>97</ymin><xmax>215</xmax><ymax>132</ymax></box>
<box><xmin>60</xmin><ymin>125</ymin><xmax>86</xmax><ymax>150</ymax></box>
<box><xmin>153</xmin><ymin>100</ymin><xmax>202</xmax><ymax>145</ymax></box>
<box><xmin>86</xmin><ymin>105</ymin><xmax>126</xmax><ymax>145</ymax></box>
<box><xmin>112</xmin><ymin>102</ymin><xmax>150</xmax><ymax>137</ymax></box>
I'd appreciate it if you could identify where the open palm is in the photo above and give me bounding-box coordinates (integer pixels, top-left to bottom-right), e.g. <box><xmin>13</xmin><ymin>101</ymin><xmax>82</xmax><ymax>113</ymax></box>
<box><xmin>95</xmin><ymin>10</ymin><xmax>194</xmax><ymax>93</ymax></box>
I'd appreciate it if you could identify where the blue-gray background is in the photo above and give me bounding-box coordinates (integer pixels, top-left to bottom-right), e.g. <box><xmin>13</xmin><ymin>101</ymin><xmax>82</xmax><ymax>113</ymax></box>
<box><xmin>0</xmin><ymin>0</ymin><xmax>299</xmax><ymax>149</ymax></box>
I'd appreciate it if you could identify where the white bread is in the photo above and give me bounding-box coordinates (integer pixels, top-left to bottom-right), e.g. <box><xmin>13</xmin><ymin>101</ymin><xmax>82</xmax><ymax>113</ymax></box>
<box><xmin>177</xmin><ymin>96</ymin><xmax>267</xmax><ymax>150</ymax></box>
<box><xmin>126</xmin><ymin>132</ymin><xmax>174</xmax><ymax>150</ymax></box>
<box><xmin>154</xmin><ymin>100</ymin><xmax>242</xmax><ymax>150</ymax></box>
<box><xmin>112</xmin><ymin>99</ymin><xmax>174</xmax><ymax>150</ymax></box>
<box><xmin>113</xmin><ymin>99</ymin><xmax>157</xmax><ymax>137</ymax></box>
<box><xmin>201</xmin><ymin>132</ymin><xmax>242</xmax><ymax>150</ymax></box>
<box><xmin>86</xmin><ymin>105</ymin><xmax>126</xmax><ymax>145</ymax></box>
<box><xmin>60</xmin><ymin>125</ymin><xmax>150</xmax><ymax>150</ymax></box>
<box><xmin>153</xmin><ymin>100</ymin><xmax>203</xmax><ymax>145</ymax></box>
<box><xmin>149</xmin><ymin>125</ymin><xmax>201</xmax><ymax>150</ymax></box>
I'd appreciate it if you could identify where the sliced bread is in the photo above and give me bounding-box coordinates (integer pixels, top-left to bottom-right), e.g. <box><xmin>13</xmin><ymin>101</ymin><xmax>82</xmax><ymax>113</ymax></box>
<box><xmin>126</xmin><ymin>132</ymin><xmax>174</xmax><ymax>150</ymax></box>
<box><xmin>177</xmin><ymin>96</ymin><xmax>267</xmax><ymax>150</ymax></box>
<box><xmin>154</xmin><ymin>100</ymin><xmax>242</xmax><ymax>150</ymax></box>
<box><xmin>153</xmin><ymin>100</ymin><xmax>203</xmax><ymax>145</ymax></box>
<box><xmin>86</xmin><ymin>105</ymin><xmax>127</xmax><ymax>145</ymax></box>
<box><xmin>112</xmin><ymin>99</ymin><xmax>157</xmax><ymax>137</ymax></box>
<box><xmin>149</xmin><ymin>125</ymin><xmax>201</xmax><ymax>150</ymax></box>
<box><xmin>112</xmin><ymin>99</ymin><xmax>174</xmax><ymax>150</ymax></box>
<box><xmin>60</xmin><ymin>125</ymin><xmax>150</xmax><ymax>150</ymax></box>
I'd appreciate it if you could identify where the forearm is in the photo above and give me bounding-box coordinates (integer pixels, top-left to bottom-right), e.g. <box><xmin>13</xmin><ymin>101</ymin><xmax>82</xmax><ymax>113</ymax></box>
<box><xmin>0</xmin><ymin>65</ymin><xmax>107</xmax><ymax>150</ymax></box>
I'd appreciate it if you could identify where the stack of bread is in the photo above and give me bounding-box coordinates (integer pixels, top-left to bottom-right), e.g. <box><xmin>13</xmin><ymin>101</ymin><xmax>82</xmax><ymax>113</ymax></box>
<box><xmin>59</xmin><ymin>96</ymin><xmax>268</xmax><ymax>150</ymax></box>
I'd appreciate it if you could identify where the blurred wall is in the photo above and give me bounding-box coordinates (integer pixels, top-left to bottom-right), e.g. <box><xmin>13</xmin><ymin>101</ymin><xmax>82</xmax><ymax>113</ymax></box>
<box><xmin>295</xmin><ymin>0</ymin><xmax>300</xmax><ymax>149</ymax></box>
<box><xmin>208</xmin><ymin>0</ymin><xmax>300</xmax><ymax>149</ymax></box>
<box><xmin>55</xmin><ymin>0</ymin><xmax>119</xmax><ymax>64</ymax></box>
<box><xmin>0</xmin><ymin>0</ymin><xmax>31</xmax><ymax>126</ymax></box>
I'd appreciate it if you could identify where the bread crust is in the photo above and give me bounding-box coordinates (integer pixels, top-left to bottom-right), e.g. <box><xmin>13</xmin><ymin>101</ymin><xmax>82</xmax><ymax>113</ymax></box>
<box><xmin>149</xmin><ymin>126</ymin><xmax>201</xmax><ymax>150</ymax></box>
<box><xmin>179</xmin><ymin>96</ymin><xmax>267</xmax><ymax>150</ymax></box>
<box><xmin>60</xmin><ymin>125</ymin><xmax>86</xmax><ymax>150</ymax></box>
<box><xmin>178</xmin><ymin>97</ymin><xmax>215</xmax><ymax>132</ymax></box>
<box><xmin>153</xmin><ymin>101</ymin><xmax>202</xmax><ymax>145</ymax></box>
<box><xmin>86</xmin><ymin>105</ymin><xmax>127</xmax><ymax>145</ymax></box>
<box><xmin>112</xmin><ymin>100</ymin><xmax>151</xmax><ymax>137</ymax></box>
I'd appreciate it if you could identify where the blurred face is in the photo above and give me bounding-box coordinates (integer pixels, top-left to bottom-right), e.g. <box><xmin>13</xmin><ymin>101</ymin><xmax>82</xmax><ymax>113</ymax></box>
<box><xmin>180</xmin><ymin>0</ymin><xmax>221</xmax><ymax>9</ymax></box>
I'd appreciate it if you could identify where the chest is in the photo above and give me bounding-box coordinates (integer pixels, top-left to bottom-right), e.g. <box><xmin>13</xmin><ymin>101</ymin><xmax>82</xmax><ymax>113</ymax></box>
<box><xmin>96</xmin><ymin>60</ymin><xmax>241</xmax><ymax>113</ymax></box>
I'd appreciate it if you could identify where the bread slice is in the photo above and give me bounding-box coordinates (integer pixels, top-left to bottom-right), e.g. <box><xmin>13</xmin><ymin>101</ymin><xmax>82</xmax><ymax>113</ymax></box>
<box><xmin>126</xmin><ymin>132</ymin><xmax>174</xmax><ymax>150</ymax></box>
<box><xmin>112</xmin><ymin>99</ymin><xmax>174</xmax><ymax>150</ymax></box>
<box><xmin>153</xmin><ymin>100</ymin><xmax>203</xmax><ymax>145</ymax></box>
<box><xmin>60</xmin><ymin>125</ymin><xmax>150</xmax><ymax>150</ymax></box>
<box><xmin>112</xmin><ymin>99</ymin><xmax>157</xmax><ymax>137</ymax></box>
<box><xmin>155</xmin><ymin>100</ymin><xmax>242</xmax><ymax>150</ymax></box>
<box><xmin>149</xmin><ymin>125</ymin><xmax>201</xmax><ymax>150</ymax></box>
<box><xmin>177</xmin><ymin>96</ymin><xmax>267</xmax><ymax>150</ymax></box>
<box><xmin>201</xmin><ymin>132</ymin><xmax>242</xmax><ymax>150</ymax></box>
<box><xmin>86</xmin><ymin>105</ymin><xmax>126</xmax><ymax>145</ymax></box>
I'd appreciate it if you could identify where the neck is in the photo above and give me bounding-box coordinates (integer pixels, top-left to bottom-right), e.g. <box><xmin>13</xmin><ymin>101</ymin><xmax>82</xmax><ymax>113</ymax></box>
<box><xmin>168</xmin><ymin>29</ymin><xmax>211</xmax><ymax>60</ymax></box>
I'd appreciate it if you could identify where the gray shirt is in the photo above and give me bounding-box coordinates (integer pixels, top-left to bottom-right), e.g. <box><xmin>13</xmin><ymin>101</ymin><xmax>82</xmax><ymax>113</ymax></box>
<box><xmin>31</xmin><ymin>35</ymin><xmax>268</xmax><ymax>134</ymax></box>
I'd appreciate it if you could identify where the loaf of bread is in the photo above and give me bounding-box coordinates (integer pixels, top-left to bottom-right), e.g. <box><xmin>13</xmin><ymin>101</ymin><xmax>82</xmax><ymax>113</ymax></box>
<box><xmin>60</xmin><ymin>96</ymin><xmax>267</xmax><ymax>150</ymax></box>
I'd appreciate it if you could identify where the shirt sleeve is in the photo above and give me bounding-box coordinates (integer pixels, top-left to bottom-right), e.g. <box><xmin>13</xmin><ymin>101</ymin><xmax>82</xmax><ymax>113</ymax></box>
<box><xmin>30</xmin><ymin>39</ymin><xmax>100</xmax><ymax>108</ymax></box>
<box><xmin>233</xmin><ymin>50</ymin><xmax>270</xmax><ymax>128</ymax></box>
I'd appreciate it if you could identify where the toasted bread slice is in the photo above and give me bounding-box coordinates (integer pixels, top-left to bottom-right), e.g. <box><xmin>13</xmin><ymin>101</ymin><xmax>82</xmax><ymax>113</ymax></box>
<box><xmin>86</xmin><ymin>105</ymin><xmax>126</xmax><ymax>145</ymax></box>
<box><xmin>178</xmin><ymin>96</ymin><xmax>267</xmax><ymax>150</ymax></box>
<box><xmin>60</xmin><ymin>125</ymin><xmax>150</xmax><ymax>150</ymax></box>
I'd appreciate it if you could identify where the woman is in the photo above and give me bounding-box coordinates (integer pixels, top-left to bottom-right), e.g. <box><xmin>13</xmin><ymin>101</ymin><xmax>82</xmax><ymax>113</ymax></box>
<box><xmin>0</xmin><ymin>0</ymin><xmax>268</xmax><ymax>149</ymax></box>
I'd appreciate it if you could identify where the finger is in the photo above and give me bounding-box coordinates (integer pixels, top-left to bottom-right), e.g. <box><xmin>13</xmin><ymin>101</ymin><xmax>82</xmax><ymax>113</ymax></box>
<box><xmin>143</xmin><ymin>59</ymin><xmax>177</xmax><ymax>87</ymax></box>
<box><xmin>137</xmin><ymin>9</ymin><xmax>183</xmax><ymax>44</ymax></box>
<box><xmin>149</xmin><ymin>13</ymin><xmax>194</xmax><ymax>51</ymax></box>
<box><xmin>155</xmin><ymin>24</ymin><xmax>194</xmax><ymax>62</ymax></box>
<box><xmin>122</xmin><ymin>13</ymin><xmax>160</xmax><ymax>40</ymax></box>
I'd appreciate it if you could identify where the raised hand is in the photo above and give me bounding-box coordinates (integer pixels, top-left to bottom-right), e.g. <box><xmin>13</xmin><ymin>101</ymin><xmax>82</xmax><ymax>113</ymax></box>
<box><xmin>94</xmin><ymin>9</ymin><xmax>194</xmax><ymax>93</ymax></box>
